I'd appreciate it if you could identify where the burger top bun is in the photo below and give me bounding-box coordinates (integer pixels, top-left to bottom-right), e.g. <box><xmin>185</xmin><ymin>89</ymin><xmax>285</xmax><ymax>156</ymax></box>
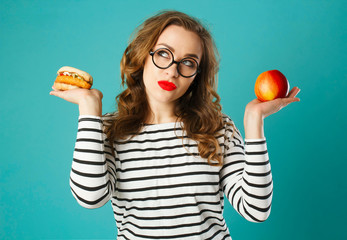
<box><xmin>57</xmin><ymin>66</ymin><xmax>93</xmax><ymax>85</ymax></box>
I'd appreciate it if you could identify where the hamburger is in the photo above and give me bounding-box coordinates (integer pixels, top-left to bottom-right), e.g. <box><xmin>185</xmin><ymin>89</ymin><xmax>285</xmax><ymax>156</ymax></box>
<box><xmin>54</xmin><ymin>66</ymin><xmax>93</xmax><ymax>90</ymax></box>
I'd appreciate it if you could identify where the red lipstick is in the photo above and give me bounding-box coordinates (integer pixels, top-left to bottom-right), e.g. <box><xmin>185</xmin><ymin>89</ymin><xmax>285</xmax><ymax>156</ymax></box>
<box><xmin>158</xmin><ymin>81</ymin><xmax>176</xmax><ymax>91</ymax></box>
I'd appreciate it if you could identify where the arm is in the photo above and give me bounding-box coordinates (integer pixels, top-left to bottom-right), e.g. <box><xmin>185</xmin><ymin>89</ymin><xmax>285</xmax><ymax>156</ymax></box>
<box><xmin>221</xmin><ymin>86</ymin><xmax>301</xmax><ymax>222</ymax></box>
<box><xmin>220</xmin><ymin>117</ymin><xmax>272</xmax><ymax>222</ymax></box>
<box><xmin>50</xmin><ymin>87</ymin><xmax>116</xmax><ymax>208</ymax></box>
<box><xmin>70</xmin><ymin>114</ymin><xmax>117</xmax><ymax>209</ymax></box>
<box><xmin>71</xmin><ymin>95</ymin><xmax>116</xmax><ymax>209</ymax></box>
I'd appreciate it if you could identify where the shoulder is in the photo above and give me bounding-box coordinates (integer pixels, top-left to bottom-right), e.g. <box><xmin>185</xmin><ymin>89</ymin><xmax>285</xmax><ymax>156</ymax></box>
<box><xmin>101</xmin><ymin>112</ymin><xmax>117</xmax><ymax>126</ymax></box>
<box><xmin>221</xmin><ymin>113</ymin><xmax>243</xmax><ymax>141</ymax></box>
<box><xmin>222</xmin><ymin>113</ymin><xmax>232</xmax><ymax>123</ymax></box>
<box><xmin>221</xmin><ymin>113</ymin><xmax>236</xmax><ymax>129</ymax></box>
<box><xmin>102</xmin><ymin>112</ymin><xmax>117</xmax><ymax>120</ymax></box>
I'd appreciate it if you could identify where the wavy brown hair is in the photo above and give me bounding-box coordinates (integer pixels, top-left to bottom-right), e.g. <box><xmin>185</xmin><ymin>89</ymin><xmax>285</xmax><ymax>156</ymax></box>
<box><xmin>104</xmin><ymin>10</ymin><xmax>234</xmax><ymax>166</ymax></box>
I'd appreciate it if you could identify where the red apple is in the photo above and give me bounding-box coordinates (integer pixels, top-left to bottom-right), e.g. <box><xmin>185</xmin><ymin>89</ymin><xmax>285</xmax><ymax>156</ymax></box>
<box><xmin>254</xmin><ymin>70</ymin><xmax>289</xmax><ymax>102</ymax></box>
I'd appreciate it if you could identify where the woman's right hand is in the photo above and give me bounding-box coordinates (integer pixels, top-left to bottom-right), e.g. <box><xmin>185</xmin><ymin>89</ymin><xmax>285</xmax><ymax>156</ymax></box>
<box><xmin>50</xmin><ymin>86</ymin><xmax>103</xmax><ymax>116</ymax></box>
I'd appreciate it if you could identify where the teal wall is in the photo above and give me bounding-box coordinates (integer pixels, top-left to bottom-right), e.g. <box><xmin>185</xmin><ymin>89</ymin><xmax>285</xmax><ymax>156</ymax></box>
<box><xmin>1</xmin><ymin>0</ymin><xmax>346</xmax><ymax>239</ymax></box>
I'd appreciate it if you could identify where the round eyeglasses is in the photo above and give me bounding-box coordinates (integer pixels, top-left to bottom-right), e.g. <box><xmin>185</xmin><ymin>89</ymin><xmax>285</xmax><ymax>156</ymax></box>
<box><xmin>149</xmin><ymin>48</ymin><xmax>200</xmax><ymax>78</ymax></box>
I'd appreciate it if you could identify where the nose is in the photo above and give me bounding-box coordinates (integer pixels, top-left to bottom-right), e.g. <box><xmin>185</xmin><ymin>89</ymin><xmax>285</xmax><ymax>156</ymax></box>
<box><xmin>164</xmin><ymin>63</ymin><xmax>179</xmax><ymax>78</ymax></box>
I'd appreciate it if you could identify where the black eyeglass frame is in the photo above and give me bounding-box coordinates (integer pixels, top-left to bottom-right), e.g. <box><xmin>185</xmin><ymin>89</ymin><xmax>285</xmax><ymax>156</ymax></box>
<box><xmin>149</xmin><ymin>48</ymin><xmax>200</xmax><ymax>78</ymax></box>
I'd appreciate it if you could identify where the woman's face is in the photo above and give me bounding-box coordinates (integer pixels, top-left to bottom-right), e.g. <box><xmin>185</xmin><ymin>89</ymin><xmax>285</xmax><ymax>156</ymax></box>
<box><xmin>143</xmin><ymin>25</ymin><xmax>202</xmax><ymax>108</ymax></box>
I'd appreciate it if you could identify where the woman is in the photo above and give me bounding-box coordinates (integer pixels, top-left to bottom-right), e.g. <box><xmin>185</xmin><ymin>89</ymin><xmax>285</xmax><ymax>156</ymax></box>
<box><xmin>50</xmin><ymin>10</ymin><xmax>300</xmax><ymax>240</ymax></box>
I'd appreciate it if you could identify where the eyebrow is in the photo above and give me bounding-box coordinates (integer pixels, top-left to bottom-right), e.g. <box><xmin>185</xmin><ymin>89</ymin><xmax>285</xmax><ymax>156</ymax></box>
<box><xmin>156</xmin><ymin>43</ymin><xmax>200</xmax><ymax>60</ymax></box>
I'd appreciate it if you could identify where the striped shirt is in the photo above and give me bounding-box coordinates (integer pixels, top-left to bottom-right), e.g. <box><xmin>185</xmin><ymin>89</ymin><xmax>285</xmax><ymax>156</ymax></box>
<box><xmin>70</xmin><ymin>114</ymin><xmax>273</xmax><ymax>239</ymax></box>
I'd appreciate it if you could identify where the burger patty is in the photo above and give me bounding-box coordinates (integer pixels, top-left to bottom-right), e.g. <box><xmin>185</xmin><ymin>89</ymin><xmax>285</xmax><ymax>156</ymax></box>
<box><xmin>55</xmin><ymin>75</ymin><xmax>92</xmax><ymax>89</ymax></box>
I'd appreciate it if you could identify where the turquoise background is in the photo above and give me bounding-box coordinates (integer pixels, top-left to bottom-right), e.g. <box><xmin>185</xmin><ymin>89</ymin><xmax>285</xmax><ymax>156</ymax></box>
<box><xmin>1</xmin><ymin>0</ymin><xmax>346</xmax><ymax>239</ymax></box>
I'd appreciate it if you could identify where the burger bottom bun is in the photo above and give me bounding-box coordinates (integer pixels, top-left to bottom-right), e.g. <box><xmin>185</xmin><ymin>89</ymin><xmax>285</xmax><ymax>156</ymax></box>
<box><xmin>53</xmin><ymin>82</ymin><xmax>80</xmax><ymax>91</ymax></box>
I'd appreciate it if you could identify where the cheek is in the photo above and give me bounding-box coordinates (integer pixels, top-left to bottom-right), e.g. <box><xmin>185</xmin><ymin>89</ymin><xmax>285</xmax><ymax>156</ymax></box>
<box><xmin>177</xmin><ymin>79</ymin><xmax>194</xmax><ymax>95</ymax></box>
<box><xmin>143</xmin><ymin>58</ymin><xmax>157</xmax><ymax>84</ymax></box>
<box><xmin>184</xmin><ymin>77</ymin><xmax>195</xmax><ymax>89</ymax></box>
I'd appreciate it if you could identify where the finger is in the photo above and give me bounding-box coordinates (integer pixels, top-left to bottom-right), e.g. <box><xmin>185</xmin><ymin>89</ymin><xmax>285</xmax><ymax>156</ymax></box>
<box><xmin>287</xmin><ymin>87</ymin><xmax>298</xmax><ymax>98</ymax></box>
<box><xmin>281</xmin><ymin>97</ymin><xmax>300</xmax><ymax>107</ymax></box>
<box><xmin>49</xmin><ymin>91</ymin><xmax>59</xmax><ymax>96</ymax></box>
<box><xmin>287</xmin><ymin>87</ymin><xmax>301</xmax><ymax>98</ymax></box>
<box><xmin>284</xmin><ymin>96</ymin><xmax>300</xmax><ymax>103</ymax></box>
<box><xmin>50</xmin><ymin>90</ymin><xmax>64</xmax><ymax>97</ymax></box>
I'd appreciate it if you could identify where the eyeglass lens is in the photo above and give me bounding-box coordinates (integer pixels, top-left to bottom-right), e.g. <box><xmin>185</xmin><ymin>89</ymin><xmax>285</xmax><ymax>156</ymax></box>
<box><xmin>152</xmin><ymin>48</ymin><xmax>198</xmax><ymax>77</ymax></box>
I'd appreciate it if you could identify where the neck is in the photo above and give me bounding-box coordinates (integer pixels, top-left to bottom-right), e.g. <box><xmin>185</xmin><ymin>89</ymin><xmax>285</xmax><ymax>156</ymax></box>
<box><xmin>145</xmin><ymin>100</ymin><xmax>178</xmax><ymax>124</ymax></box>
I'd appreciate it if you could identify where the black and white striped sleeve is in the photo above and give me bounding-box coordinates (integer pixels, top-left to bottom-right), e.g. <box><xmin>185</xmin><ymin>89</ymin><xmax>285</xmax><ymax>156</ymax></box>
<box><xmin>220</xmin><ymin>117</ymin><xmax>273</xmax><ymax>222</ymax></box>
<box><xmin>70</xmin><ymin>115</ymin><xmax>116</xmax><ymax>209</ymax></box>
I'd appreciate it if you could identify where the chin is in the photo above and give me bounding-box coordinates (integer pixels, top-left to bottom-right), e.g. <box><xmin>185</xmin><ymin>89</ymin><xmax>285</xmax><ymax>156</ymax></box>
<box><xmin>148</xmin><ymin>91</ymin><xmax>178</xmax><ymax>105</ymax></box>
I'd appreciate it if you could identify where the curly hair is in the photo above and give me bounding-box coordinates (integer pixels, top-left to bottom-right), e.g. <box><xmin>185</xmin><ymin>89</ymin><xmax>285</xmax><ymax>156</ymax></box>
<box><xmin>103</xmin><ymin>10</ymin><xmax>234</xmax><ymax>166</ymax></box>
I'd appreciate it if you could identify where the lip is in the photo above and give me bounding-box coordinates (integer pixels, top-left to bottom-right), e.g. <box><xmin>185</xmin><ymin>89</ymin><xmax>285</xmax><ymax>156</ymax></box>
<box><xmin>158</xmin><ymin>80</ymin><xmax>177</xmax><ymax>91</ymax></box>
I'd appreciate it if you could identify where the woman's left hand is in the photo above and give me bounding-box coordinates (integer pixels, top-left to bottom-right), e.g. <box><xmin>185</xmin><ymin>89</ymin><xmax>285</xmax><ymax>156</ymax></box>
<box><xmin>245</xmin><ymin>87</ymin><xmax>301</xmax><ymax>119</ymax></box>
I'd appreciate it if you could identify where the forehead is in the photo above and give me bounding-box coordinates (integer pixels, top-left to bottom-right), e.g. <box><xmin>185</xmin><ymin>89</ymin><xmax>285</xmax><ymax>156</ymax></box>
<box><xmin>155</xmin><ymin>25</ymin><xmax>202</xmax><ymax>59</ymax></box>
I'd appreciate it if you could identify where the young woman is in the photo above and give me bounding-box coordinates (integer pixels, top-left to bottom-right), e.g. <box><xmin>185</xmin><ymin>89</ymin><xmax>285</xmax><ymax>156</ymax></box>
<box><xmin>50</xmin><ymin>10</ymin><xmax>300</xmax><ymax>240</ymax></box>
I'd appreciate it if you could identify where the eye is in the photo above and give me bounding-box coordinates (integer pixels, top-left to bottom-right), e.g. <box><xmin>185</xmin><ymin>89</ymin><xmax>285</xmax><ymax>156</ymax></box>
<box><xmin>157</xmin><ymin>50</ymin><xmax>170</xmax><ymax>58</ymax></box>
<box><xmin>182</xmin><ymin>59</ymin><xmax>195</xmax><ymax>68</ymax></box>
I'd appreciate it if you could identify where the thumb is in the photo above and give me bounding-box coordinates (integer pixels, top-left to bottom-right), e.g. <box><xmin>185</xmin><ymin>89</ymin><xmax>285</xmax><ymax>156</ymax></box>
<box><xmin>50</xmin><ymin>87</ymin><xmax>68</xmax><ymax>99</ymax></box>
<box><xmin>50</xmin><ymin>87</ymin><xmax>62</xmax><ymax>97</ymax></box>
